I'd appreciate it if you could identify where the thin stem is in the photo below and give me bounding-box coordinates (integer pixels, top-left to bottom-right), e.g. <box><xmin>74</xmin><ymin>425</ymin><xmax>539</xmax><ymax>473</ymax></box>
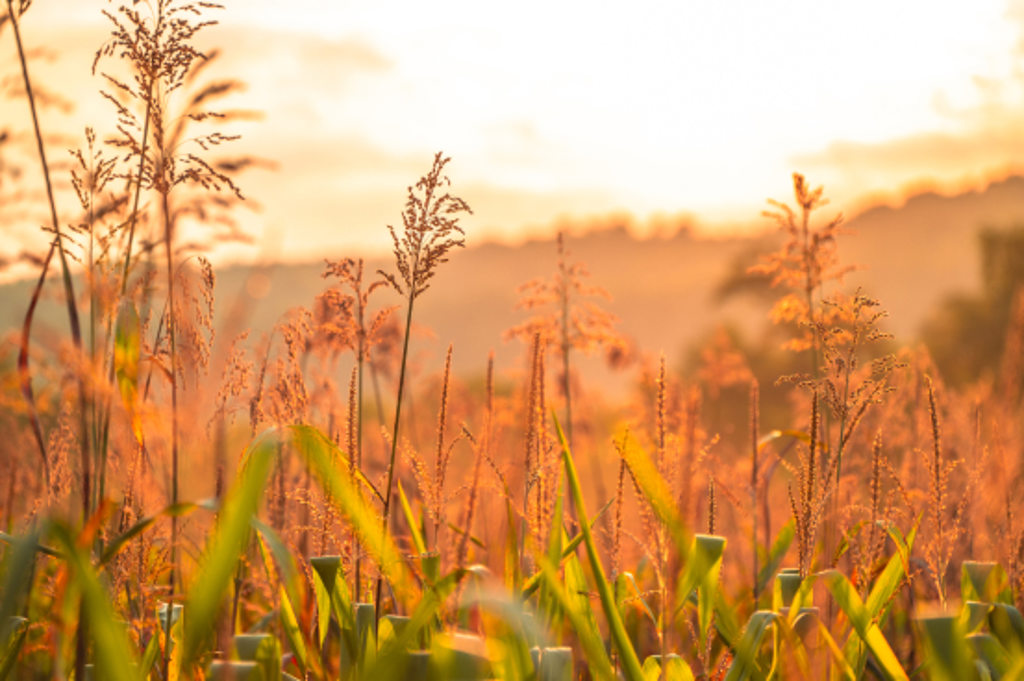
<box><xmin>750</xmin><ymin>379</ymin><xmax>760</xmax><ymax>601</ymax></box>
<box><xmin>9</xmin><ymin>0</ymin><xmax>92</xmax><ymax>496</ymax></box>
<box><xmin>161</xmin><ymin>188</ymin><xmax>179</xmax><ymax>681</ymax></box>
<box><xmin>375</xmin><ymin>288</ymin><xmax>416</xmax><ymax>618</ymax></box>
<box><xmin>120</xmin><ymin>93</ymin><xmax>153</xmax><ymax>297</ymax></box>
<box><xmin>97</xmin><ymin>89</ymin><xmax>153</xmax><ymax>503</ymax></box>
<box><xmin>559</xmin><ymin>253</ymin><xmax>573</xmax><ymax>448</ymax></box>
<box><xmin>7</xmin><ymin>11</ymin><xmax>91</xmax><ymax>681</ymax></box>
<box><xmin>354</xmin><ymin>284</ymin><xmax>366</xmax><ymax>598</ymax></box>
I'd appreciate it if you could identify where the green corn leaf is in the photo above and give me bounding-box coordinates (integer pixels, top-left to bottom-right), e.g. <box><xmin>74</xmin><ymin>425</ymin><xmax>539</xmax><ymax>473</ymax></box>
<box><xmin>235</xmin><ymin>633</ymin><xmax>281</xmax><ymax>681</ymax></box>
<box><xmin>0</xmin><ymin>527</ymin><xmax>39</xmax><ymax>636</ymax></box>
<box><xmin>963</xmin><ymin>601</ymin><xmax>993</xmax><ymax>634</ymax></box>
<box><xmin>0</xmin><ymin>617</ymin><xmax>28</xmax><ymax>681</ymax></box>
<box><xmin>713</xmin><ymin>588</ymin><xmax>742</xmax><ymax>649</ymax></box>
<box><xmin>546</xmin><ymin>492</ymin><xmax>565</xmax><ymax>577</ymax></box>
<box><xmin>252</xmin><ymin>517</ymin><xmax>303</xmax><ymax>613</ymax></box>
<box><xmin>536</xmin><ymin>556</ymin><xmax>615</xmax><ymax>681</ymax></box>
<box><xmin>562</xmin><ymin>541</ymin><xmax>601</xmax><ymax>650</ymax></box>
<box><xmin>539</xmin><ymin>647</ymin><xmax>575</xmax><ymax>681</ymax></box>
<box><xmin>617</xmin><ymin>571</ymin><xmax>658</xmax><ymax>631</ymax></box>
<box><xmin>398</xmin><ymin>481</ymin><xmax>428</xmax><ymax>556</ymax></box>
<box><xmin>773</xmin><ymin>568</ymin><xmax>803</xmax><ymax>610</ymax></box>
<box><xmin>962</xmin><ymin>562</ymin><xmax>1012</xmax><ymax>605</ymax></box>
<box><xmin>968</xmin><ymin>632</ymin><xmax>1011</xmax><ymax>678</ymax></box>
<box><xmin>642</xmin><ymin>654</ymin><xmax>694</xmax><ymax>681</ymax></box>
<box><xmin>366</xmin><ymin>567</ymin><xmax>465</xmax><ymax>680</ymax></box>
<box><xmin>864</xmin><ymin>521</ymin><xmax>918</xmax><ymax>620</ymax></box>
<box><xmin>724</xmin><ymin>610</ymin><xmax>777</xmax><ymax>681</ymax></box>
<box><xmin>310</xmin><ymin>556</ymin><xmax>356</xmax><ymax>651</ymax></box>
<box><xmin>823</xmin><ymin>570</ymin><xmax>908</xmax><ymax>681</ymax></box>
<box><xmin>918</xmin><ymin>614</ymin><xmax>974</xmax><ymax>681</ymax></box>
<box><xmin>353</xmin><ymin>602</ymin><xmax>377</xmax><ymax>672</ymax></box>
<box><xmin>288</xmin><ymin>425</ymin><xmax>419</xmax><ymax>608</ymax></box>
<box><xmin>458</xmin><ymin>586</ymin><xmax>539</xmax><ymax>679</ymax></box>
<box><xmin>181</xmin><ymin>431</ymin><xmax>276</xmax><ymax>670</ymax></box>
<box><xmin>49</xmin><ymin>522</ymin><xmax>137</xmax><ymax>681</ymax></box>
<box><xmin>755</xmin><ymin>521</ymin><xmax>794</xmax><ymax>598</ymax></box>
<box><xmin>615</xmin><ymin>431</ymin><xmax>688</xmax><ymax>553</ymax></box>
<box><xmin>814</xmin><ymin>617</ymin><xmax>857</xmax><ymax>681</ymax></box>
<box><xmin>521</xmin><ymin>497</ymin><xmax>614</xmax><ymax>600</ymax></box>
<box><xmin>114</xmin><ymin>299</ymin><xmax>143</xmax><ymax>445</ymax></box>
<box><xmin>138</xmin><ymin>630</ymin><xmax>162</xmax><ymax>681</ymax></box>
<box><xmin>537</xmin><ymin>493</ymin><xmax>565</xmax><ymax>631</ymax></box>
<box><xmin>556</xmin><ymin>416</ymin><xmax>645</xmax><ymax>681</ymax></box>
<box><xmin>279</xmin><ymin>585</ymin><xmax>310</xmax><ymax>675</ymax></box>
<box><xmin>674</xmin><ymin>534</ymin><xmax>726</xmax><ymax>650</ymax></box>
<box><xmin>988</xmin><ymin>603</ymin><xmax>1024</xmax><ymax>654</ymax></box>
<box><xmin>772</xmin><ymin>613</ymin><xmax>815</xmax><ymax>679</ymax></box>
<box><xmin>99</xmin><ymin>501</ymin><xmax>205</xmax><ymax>566</ymax></box>
<box><xmin>426</xmin><ymin>631</ymin><xmax>493</xmax><ymax>681</ymax></box>
<box><xmin>832</xmin><ymin>520</ymin><xmax>918</xmax><ymax>677</ymax></box>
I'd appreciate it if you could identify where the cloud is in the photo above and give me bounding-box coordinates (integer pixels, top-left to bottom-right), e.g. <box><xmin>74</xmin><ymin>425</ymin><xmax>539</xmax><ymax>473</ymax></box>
<box><xmin>793</xmin><ymin>126</ymin><xmax>1024</xmax><ymax>179</ymax></box>
<box><xmin>792</xmin><ymin>2</ymin><xmax>1024</xmax><ymax>203</ymax></box>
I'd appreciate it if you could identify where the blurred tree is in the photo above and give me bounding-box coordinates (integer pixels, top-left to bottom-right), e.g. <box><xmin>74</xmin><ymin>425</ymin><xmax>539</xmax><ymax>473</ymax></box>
<box><xmin>922</xmin><ymin>226</ymin><xmax>1024</xmax><ymax>387</ymax></box>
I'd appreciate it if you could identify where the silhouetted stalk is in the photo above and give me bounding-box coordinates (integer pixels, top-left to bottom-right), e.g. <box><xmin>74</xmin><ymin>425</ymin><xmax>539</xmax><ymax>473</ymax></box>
<box><xmin>655</xmin><ymin>356</ymin><xmax>668</xmax><ymax>670</ymax></box>
<box><xmin>559</xmin><ymin>256</ymin><xmax>573</xmax><ymax>447</ymax></box>
<box><xmin>353</xmin><ymin>272</ymin><xmax>367</xmax><ymax>597</ymax></box>
<box><xmin>375</xmin><ymin>152</ymin><xmax>469</xmax><ymax>619</ymax></box>
<box><xmin>119</xmin><ymin>94</ymin><xmax>153</xmax><ymax>298</ymax></box>
<box><xmin>524</xmin><ymin>334</ymin><xmax>540</xmax><ymax>543</ymax></box>
<box><xmin>750</xmin><ymin>379</ymin><xmax>760</xmax><ymax>601</ymax></box>
<box><xmin>347</xmin><ymin>365</ymin><xmax>362</xmax><ymax>597</ymax></box>
<box><xmin>161</xmin><ymin>188</ymin><xmax>180</xmax><ymax>681</ymax></box>
<box><xmin>87</xmin><ymin>174</ymin><xmax>99</xmax><ymax>511</ymax></box>
<box><xmin>375</xmin><ymin>289</ymin><xmax>416</xmax><ymax>617</ymax></box>
<box><xmin>456</xmin><ymin>353</ymin><xmax>492</xmax><ymax>568</ymax></box>
<box><xmin>926</xmin><ymin>376</ymin><xmax>947</xmax><ymax>605</ymax></box>
<box><xmin>432</xmin><ymin>345</ymin><xmax>453</xmax><ymax>549</ymax></box>
<box><xmin>18</xmin><ymin>255</ymin><xmax>53</xmax><ymax>487</ymax></box>
<box><xmin>98</xmin><ymin>91</ymin><xmax>153</xmax><ymax>507</ymax></box>
<box><xmin>9</xmin><ymin>0</ymin><xmax>91</xmax><ymax>496</ymax></box>
<box><xmin>7</xmin><ymin>11</ymin><xmax>92</xmax><ymax>681</ymax></box>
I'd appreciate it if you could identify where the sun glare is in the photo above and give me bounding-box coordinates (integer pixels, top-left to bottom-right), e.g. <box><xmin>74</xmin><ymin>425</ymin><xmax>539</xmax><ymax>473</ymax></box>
<box><xmin>7</xmin><ymin>0</ymin><xmax>1023</xmax><ymax>256</ymax></box>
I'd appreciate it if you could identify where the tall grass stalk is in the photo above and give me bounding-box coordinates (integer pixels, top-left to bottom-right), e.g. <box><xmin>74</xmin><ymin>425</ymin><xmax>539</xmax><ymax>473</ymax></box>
<box><xmin>376</xmin><ymin>152</ymin><xmax>470</xmax><ymax>618</ymax></box>
<box><xmin>557</xmin><ymin>236</ymin><xmax>573</xmax><ymax>446</ymax></box>
<box><xmin>160</xmin><ymin>189</ymin><xmax>182</xmax><ymax>677</ymax></box>
<box><xmin>96</xmin><ymin>88</ymin><xmax>152</xmax><ymax>511</ymax></box>
<box><xmin>750</xmin><ymin>379</ymin><xmax>760</xmax><ymax>601</ymax></box>
<box><xmin>507</xmin><ymin>232</ymin><xmax>621</xmax><ymax>451</ymax></box>
<box><xmin>432</xmin><ymin>344</ymin><xmax>454</xmax><ymax>549</ymax></box>
<box><xmin>456</xmin><ymin>353</ymin><xmax>492</xmax><ymax>569</ymax></box>
<box><xmin>7</xmin><ymin>8</ymin><xmax>91</xmax><ymax>676</ymax></box>
<box><xmin>7</xmin><ymin>0</ymin><xmax>89</xmax><ymax>499</ymax></box>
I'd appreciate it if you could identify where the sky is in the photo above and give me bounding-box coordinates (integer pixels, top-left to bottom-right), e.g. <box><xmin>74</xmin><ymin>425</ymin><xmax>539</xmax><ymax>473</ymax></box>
<box><xmin>2</xmin><ymin>0</ymin><xmax>1024</xmax><ymax>272</ymax></box>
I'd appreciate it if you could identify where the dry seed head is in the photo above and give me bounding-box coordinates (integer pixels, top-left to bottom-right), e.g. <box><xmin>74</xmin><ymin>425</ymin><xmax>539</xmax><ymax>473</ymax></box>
<box><xmin>707</xmin><ymin>474</ymin><xmax>716</xmax><ymax>535</ymax></box>
<box><xmin>380</xmin><ymin>152</ymin><xmax>471</xmax><ymax>300</ymax></box>
<box><xmin>505</xmin><ymin>231</ymin><xmax>623</xmax><ymax>359</ymax></box>
<box><xmin>613</xmin><ymin>455</ymin><xmax>626</xmax><ymax>576</ymax></box>
<box><xmin>434</xmin><ymin>345</ymin><xmax>454</xmax><ymax>527</ymax></box>
<box><xmin>347</xmin><ymin>365</ymin><xmax>358</xmax><ymax>470</ymax></box>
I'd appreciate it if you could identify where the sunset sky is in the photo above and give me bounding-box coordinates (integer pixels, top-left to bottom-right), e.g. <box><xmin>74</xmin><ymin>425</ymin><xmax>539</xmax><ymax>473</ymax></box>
<box><xmin>4</xmin><ymin>0</ymin><xmax>1024</xmax><ymax>270</ymax></box>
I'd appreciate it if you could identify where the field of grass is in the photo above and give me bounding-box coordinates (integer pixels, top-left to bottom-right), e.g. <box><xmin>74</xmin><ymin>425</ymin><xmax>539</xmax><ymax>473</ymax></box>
<box><xmin>3</xmin><ymin>2</ymin><xmax>1024</xmax><ymax>680</ymax></box>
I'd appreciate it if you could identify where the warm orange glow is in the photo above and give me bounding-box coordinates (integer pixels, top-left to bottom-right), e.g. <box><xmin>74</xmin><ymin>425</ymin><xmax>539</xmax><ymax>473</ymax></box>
<box><xmin>2</xmin><ymin>0</ymin><xmax>1022</xmax><ymax>270</ymax></box>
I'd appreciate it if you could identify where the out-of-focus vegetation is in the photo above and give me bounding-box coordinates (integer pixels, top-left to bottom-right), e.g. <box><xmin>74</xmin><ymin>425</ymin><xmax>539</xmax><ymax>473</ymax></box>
<box><xmin>2</xmin><ymin>2</ymin><xmax>1024</xmax><ymax>680</ymax></box>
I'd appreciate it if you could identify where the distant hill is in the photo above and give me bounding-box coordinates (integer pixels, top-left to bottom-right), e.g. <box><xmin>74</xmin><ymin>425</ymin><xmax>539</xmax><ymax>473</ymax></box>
<box><xmin>4</xmin><ymin>176</ymin><xmax>1024</xmax><ymax>387</ymax></box>
<box><xmin>841</xmin><ymin>175</ymin><xmax>1024</xmax><ymax>341</ymax></box>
